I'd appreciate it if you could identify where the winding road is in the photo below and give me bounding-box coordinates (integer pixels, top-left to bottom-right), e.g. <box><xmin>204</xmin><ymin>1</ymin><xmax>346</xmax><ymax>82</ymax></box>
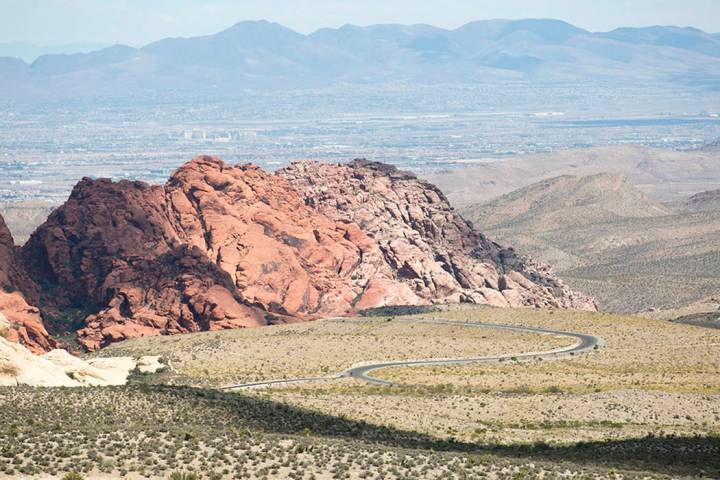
<box><xmin>223</xmin><ymin>317</ymin><xmax>602</xmax><ymax>390</ymax></box>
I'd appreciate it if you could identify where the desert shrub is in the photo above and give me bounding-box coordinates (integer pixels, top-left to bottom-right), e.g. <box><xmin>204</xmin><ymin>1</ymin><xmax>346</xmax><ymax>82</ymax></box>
<box><xmin>61</xmin><ymin>472</ymin><xmax>86</xmax><ymax>480</ymax></box>
<box><xmin>169</xmin><ymin>471</ymin><xmax>198</xmax><ymax>480</ymax></box>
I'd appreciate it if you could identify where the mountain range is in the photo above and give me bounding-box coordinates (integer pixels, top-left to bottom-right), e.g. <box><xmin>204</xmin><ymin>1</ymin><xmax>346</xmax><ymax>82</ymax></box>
<box><xmin>2</xmin><ymin>19</ymin><xmax>720</xmax><ymax>101</ymax></box>
<box><xmin>0</xmin><ymin>41</ymin><xmax>110</xmax><ymax>63</ymax></box>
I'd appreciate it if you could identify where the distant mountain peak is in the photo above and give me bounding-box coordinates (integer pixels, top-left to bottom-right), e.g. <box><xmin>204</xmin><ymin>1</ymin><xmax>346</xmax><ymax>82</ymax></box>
<box><xmin>500</xmin><ymin>18</ymin><xmax>588</xmax><ymax>43</ymax></box>
<box><xmin>218</xmin><ymin>19</ymin><xmax>303</xmax><ymax>38</ymax></box>
<box><xmin>456</xmin><ymin>18</ymin><xmax>587</xmax><ymax>43</ymax></box>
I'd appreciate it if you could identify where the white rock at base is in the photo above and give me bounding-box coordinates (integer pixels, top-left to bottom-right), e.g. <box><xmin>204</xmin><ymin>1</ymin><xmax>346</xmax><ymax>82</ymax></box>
<box><xmin>0</xmin><ymin>336</ymin><xmax>165</xmax><ymax>388</ymax></box>
<box><xmin>136</xmin><ymin>355</ymin><xmax>163</xmax><ymax>374</ymax></box>
<box><xmin>0</xmin><ymin>337</ymin><xmax>79</xmax><ymax>387</ymax></box>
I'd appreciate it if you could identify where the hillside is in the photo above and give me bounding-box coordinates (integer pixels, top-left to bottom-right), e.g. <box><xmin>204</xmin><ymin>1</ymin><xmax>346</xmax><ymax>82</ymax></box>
<box><xmin>426</xmin><ymin>145</ymin><xmax>720</xmax><ymax>207</ymax></box>
<box><xmin>461</xmin><ymin>175</ymin><xmax>720</xmax><ymax>313</ymax></box>
<box><xmin>681</xmin><ymin>188</ymin><xmax>720</xmax><ymax>212</ymax></box>
<box><xmin>1</xmin><ymin>20</ymin><xmax>720</xmax><ymax>101</ymax></box>
<box><xmin>469</xmin><ymin>173</ymin><xmax>670</xmax><ymax>233</ymax></box>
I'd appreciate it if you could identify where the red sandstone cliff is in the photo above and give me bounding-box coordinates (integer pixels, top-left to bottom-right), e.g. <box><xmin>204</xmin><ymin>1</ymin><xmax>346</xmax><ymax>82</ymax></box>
<box><xmin>0</xmin><ymin>215</ymin><xmax>56</xmax><ymax>353</ymax></box>
<box><xmin>14</xmin><ymin>156</ymin><xmax>596</xmax><ymax>350</ymax></box>
<box><xmin>279</xmin><ymin>160</ymin><xmax>597</xmax><ymax>311</ymax></box>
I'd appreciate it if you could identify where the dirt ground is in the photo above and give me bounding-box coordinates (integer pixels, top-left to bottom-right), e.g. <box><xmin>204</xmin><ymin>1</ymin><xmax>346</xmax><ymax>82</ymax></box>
<box><xmin>96</xmin><ymin>305</ymin><xmax>720</xmax><ymax>446</ymax></box>
<box><xmin>96</xmin><ymin>313</ymin><xmax>572</xmax><ymax>387</ymax></box>
<box><xmin>243</xmin><ymin>306</ymin><xmax>720</xmax><ymax>445</ymax></box>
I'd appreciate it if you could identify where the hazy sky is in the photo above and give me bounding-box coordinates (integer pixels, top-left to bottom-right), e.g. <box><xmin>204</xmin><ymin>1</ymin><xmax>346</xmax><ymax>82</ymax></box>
<box><xmin>2</xmin><ymin>0</ymin><xmax>719</xmax><ymax>46</ymax></box>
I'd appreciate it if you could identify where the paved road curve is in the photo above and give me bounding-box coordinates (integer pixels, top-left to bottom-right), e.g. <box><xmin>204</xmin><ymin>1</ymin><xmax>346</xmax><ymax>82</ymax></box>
<box><xmin>223</xmin><ymin>317</ymin><xmax>602</xmax><ymax>390</ymax></box>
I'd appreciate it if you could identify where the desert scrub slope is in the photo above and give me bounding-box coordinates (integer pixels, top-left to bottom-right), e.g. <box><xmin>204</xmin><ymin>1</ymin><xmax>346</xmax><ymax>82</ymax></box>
<box><xmin>0</xmin><ymin>384</ymin><xmax>718</xmax><ymax>479</ymax></box>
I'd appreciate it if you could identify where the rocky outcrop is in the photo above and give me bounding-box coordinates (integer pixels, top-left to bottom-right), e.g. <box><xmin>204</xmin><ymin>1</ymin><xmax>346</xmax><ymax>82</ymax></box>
<box><xmin>20</xmin><ymin>176</ymin><xmax>270</xmax><ymax>350</ymax></box>
<box><xmin>0</xmin><ymin>215</ymin><xmax>56</xmax><ymax>354</ymax></box>
<box><xmin>0</xmin><ymin>335</ymin><xmax>163</xmax><ymax>387</ymax></box>
<box><xmin>165</xmin><ymin>158</ymin><xmax>421</xmax><ymax>315</ymax></box>
<box><xmin>280</xmin><ymin>160</ymin><xmax>597</xmax><ymax>311</ymax></box>
<box><xmin>75</xmin><ymin>245</ymin><xmax>271</xmax><ymax>350</ymax></box>
<box><xmin>16</xmin><ymin>156</ymin><xmax>595</xmax><ymax>350</ymax></box>
<box><xmin>0</xmin><ymin>293</ymin><xmax>56</xmax><ymax>354</ymax></box>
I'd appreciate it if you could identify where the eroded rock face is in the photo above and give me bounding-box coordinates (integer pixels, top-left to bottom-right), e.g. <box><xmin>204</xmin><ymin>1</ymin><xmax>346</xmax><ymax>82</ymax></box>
<box><xmin>21</xmin><ymin>175</ymin><xmax>270</xmax><ymax>350</ymax></box>
<box><xmin>0</xmin><ymin>214</ymin><xmax>18</xmax><ymax>289</ymax></box>
<box><xmin>279</xmin><ymin>160</ymin><xmax>597</xmax><ymax>311</ymax></box>
<box><xmin>0</xmin><ymin>215</ymin><xmax>56</xmax><ymax>354</ymax></box>
<box><xmin>75</xmin><ymin>246</ymin><xmax>269</xmax><ymax>350</ymax></box>
<box><xmin>0</xmin><ymin>293</ymin><xmax>56</xmax><ymax>354</ymax></box>
<box><xmin>165</xmin><ymin>157</ymin><xmax>421</xmax><ymax>316</ymax></box>
<box><xmin>17</xmin><ymin>156</ymin><xmax>596</xmax><ymax>350</ymax></box>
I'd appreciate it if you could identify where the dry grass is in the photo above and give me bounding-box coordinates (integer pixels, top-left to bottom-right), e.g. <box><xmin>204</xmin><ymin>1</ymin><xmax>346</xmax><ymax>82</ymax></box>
<box><xmin>373</xmin><ymin>307</ymin><xmax>720</xmax><ymax>394</ymax></box>
<box><xmin>237</xmin><ymin>306</ymin><xmax>720</xmax><ymax>447</ymax></box>
<box><xmin>95</xmin><ymin>314</ymin><xmax>572</xmax><ymax>387</ymax></box>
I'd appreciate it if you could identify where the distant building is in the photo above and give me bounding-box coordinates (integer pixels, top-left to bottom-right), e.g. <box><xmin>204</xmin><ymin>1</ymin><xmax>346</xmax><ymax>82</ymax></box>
<box><xmin>182</xmin><ymin>130</ymin><xmax>207</xmax><ymax>141</ymax></box>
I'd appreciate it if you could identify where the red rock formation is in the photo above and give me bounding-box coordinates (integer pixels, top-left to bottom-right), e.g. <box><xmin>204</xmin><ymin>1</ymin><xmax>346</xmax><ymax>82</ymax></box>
<box><xmin>279</xmin><ymin>160</ymin><xmax>597</xmax><ymax>311</ymax></box>
<box><xmin>21</xmin><ymin>176</ymin><xmax>271</xmax><ymax>350</ymax></box>
<box><xmin>18</xmin><ymin>156</ymin><xmax>596</xmax><ymax>350</ymax></box>
<box><xmin>165</xmin><ymin>157</ymin><xmax>420</xmax><ymax>316</ymax></box>
<box><xmin>0</xmin><ymin>214</ymin><xmax>56</xmax><ymax>354</ymax></box>
<box><xmin>76</xmin><ymin>246</ymin><xmax>269</xmax><ymax>350</ymax></box>
<box><xmin>0</xmin><ymin>291</ymin><xmax>55</xmax><ymax>354</ymax></box>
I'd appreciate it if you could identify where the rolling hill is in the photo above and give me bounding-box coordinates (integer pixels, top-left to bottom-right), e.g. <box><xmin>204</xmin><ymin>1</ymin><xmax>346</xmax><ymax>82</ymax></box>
<box><xmin>681</xmin><ymin>188</ymin><xmax>720</xmax><ymax>213</ymax></box>
<box><xmin>461</xmin><ymin>174</ymin><xmax>720</xmax><ymax>313</ymax></box>
<box><xmin>426</xmin><ymin>145</ymin><xmax>720</xmax><ymax>208</ymax></box>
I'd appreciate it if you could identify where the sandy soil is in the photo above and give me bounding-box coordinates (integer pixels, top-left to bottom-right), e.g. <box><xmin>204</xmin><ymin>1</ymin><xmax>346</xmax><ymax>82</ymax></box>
<box><xmin>96</xmin><ymin>316</ymin><xmax>572</xmax><ymax>387</ymax></box>
<box><xmin>96</xmin><ymin>305</ymin><xmax>720</xmax><ymax>446</ymax></box>
<box><xmin>246</xmin><ymin>306</ymin><xmax>720</xmax><ymax>445</ymax></box>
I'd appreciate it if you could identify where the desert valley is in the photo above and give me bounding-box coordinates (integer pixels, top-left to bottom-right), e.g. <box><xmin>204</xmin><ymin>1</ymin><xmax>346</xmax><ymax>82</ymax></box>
<box><xmin>2</xmin><ymin>4</ymin><xmax>720</xmax><ymax>479</ymax></box>
<box><xmin>1</xmin><ymin>146</ymin><xmax>719</xmax><ymax>479</ymax></box>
